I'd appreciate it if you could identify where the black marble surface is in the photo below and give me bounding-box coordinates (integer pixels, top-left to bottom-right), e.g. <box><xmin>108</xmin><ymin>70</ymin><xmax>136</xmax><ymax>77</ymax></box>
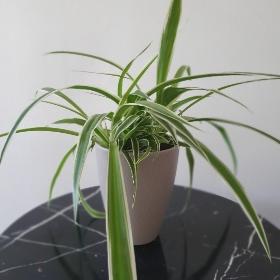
<box><xmin>0</xmin><ymin>186</ymin><xmax>279</xmax><ymax>280</ymax></box>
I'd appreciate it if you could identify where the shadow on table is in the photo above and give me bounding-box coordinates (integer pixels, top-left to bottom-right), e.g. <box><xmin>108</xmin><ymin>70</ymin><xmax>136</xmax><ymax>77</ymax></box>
<box><xmin>135</xmin><ymin>237</ymin><xmax>168</xmax><ymax>280</ymax></box>
<box><xmin>187</xmin><ymin>219</ymin><xmax>230</xmax><ymax>280</ymax></box>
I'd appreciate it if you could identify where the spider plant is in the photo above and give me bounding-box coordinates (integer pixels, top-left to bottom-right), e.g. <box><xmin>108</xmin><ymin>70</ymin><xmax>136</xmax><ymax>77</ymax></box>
<box><xmin>1</xmin><ymin>0</ymin><xmax>280</xmax><ymax>279</ymax></box>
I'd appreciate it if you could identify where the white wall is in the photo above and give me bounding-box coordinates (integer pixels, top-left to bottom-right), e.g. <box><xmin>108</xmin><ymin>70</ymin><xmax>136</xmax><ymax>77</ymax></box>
<box><xmin>0</xmin><ymin>0</ymin><xmax>279</xmax><ymax>232</ymax></box>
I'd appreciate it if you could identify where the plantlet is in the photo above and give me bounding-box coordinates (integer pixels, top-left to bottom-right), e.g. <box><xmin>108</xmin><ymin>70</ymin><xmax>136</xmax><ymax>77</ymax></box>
<box><xmin>1</xmin><ymin>0</ymin><xmax>280</xmax><ymax>279</ymax></box>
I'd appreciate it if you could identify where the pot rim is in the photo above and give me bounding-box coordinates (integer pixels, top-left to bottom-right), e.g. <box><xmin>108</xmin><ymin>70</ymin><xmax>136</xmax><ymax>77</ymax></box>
<box><xmin>95</xmin><ymin>143</ymin><xmax>179</xmax><ymax>155</ymax></box>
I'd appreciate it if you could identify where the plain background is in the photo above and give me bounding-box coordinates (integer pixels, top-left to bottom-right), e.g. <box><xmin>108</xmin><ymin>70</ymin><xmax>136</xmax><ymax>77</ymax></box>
<box><xmin>0</xmin><ymin>0</ymin><xmax>279</xmax><ymax>233</ymax></box>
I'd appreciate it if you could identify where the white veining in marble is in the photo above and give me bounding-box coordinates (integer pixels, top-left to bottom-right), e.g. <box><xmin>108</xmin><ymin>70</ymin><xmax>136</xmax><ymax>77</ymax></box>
<box><xmin>0</xmin><ymin>239</ymin><xmax>106</xmax><ymax>274</ymax></box>
<box><xmin>0</xmin><ymin>234</ymin><xmax>76</xmax><ymax>251</ymax></box>
<box><xmin>235</xmin><ymin>251</ymin><xmax>254</xmax><ymax>273</ymax></box>
<box><xmin>234</xmin><ymin>227</ymin><xmax>257</xmax><ymax>273</ymax></box>
<box><xmin>219</xmin><ymin>243</ymin><xmax>240</xmax><ymax>280</ymax></box>
<box><xmin>246</xmin><ymin>227</ymin><xmax>256</xmax><ymax>251</ymax></box>
<box><xmin>41</xmin><ymin>204</ymin><xmax>106</xmax><ymax>238</ymax></box>
<box><xmin>0</xmin><ymin>189</ymin><xmax>100</xmax><ymax>251</ymax></box>
<box><xmin>226</xmin><ymin>276</ymin><xmax>251</xmax><ymax>279</ymax></box>
<box><xmin>217</xmin><ymin>226</ymin><xmax>258</xmax><ymax>280</ymax></box>
<box><xmin>213</xmin><ymin>269</ymin><xmax>219</xmax><ymax>280</ymax></box>
<box><xmin>214</xmin><ymin>217</ymin><xmax>280</xmax><ymax>280</ymax></box>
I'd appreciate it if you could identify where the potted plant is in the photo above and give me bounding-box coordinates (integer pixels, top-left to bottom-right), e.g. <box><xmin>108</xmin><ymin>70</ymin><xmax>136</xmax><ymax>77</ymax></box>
<box><xmin>1</xmin><ymin>0</ymin><xmax>279</xmax><ymax>279</ymax></box>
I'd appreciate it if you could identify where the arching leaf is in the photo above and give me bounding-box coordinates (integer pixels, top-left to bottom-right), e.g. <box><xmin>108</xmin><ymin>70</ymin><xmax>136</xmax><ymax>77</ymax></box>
<box><xmin>49</xmin><ymin>145</ymin><xmax>77</xmax><ymax>201</ymax></box>
<box><xmin>106</xmin><ymin>141</ymin><xmax>137</xmax><ymax>279</ymax></box>
<box><xmin>73</xmin><ymin>114</ymin><xmax>106</xmax><ymax>220</ymax></box>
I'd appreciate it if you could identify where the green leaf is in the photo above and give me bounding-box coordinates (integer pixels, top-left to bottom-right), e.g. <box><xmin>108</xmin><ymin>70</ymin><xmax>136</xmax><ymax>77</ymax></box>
<box><xmin>120</xmin><ymin>116</ymin><xmax>149</xmax><ymax>142</ymax></box>
<box><xmin>79</xmin><ymin>189</ymin><xmax>105</xmax><ymax>219</ymax></box>
<box><xmin>161</xmin><ymin>87</ymin><xmax>190</xmax><ymax>106</ymax></box>
<box><xmin>171</xmin><ymin>95</ymin><xmax>203</xmax><ymax>111</ymax></box>
<box><xmin>73</xmin><ymin>114</ymin><xmax>106</xmax><ymax>220</ymax></box>
<box><xmin>150</xmin><ymin>134</ymin><xmax>161</xmax><ymax>152</ymax></box>
<box><xmin>134</xmin><ymin>100</ymin><xmax>201</xmax><ymax>133</ymax></box>
<box><xmin>119</xmin><ymin>90</ymin><xmax>150</xmax><ymax>125</ymax></box>
<box><xmin>186</xmin><ymin>146</ymin><xmax>194</xmax><ymax>188</ymax></box>
<box><xmin>135</xmin><ymin>100</ymin><xmax>189</xmax><ymax>126</ymax></box>
<box><xmin>218</xmin><ymin>77</ymin><xmax>280</xmax><ymax>91</ymax></box>
<box><xmin>117</xmin><ymin>43</ymin><xmax>151</xmax><ymax>97</ymax></box>
<box><xmin>157</xmin><ymin>0</ymin><xmax>181</xmax><ymax>86</ymax></box>
<box><xmin>47</xmin><ymin>50</ymin><xmax>124</xmax><ymax>70</ymax></box>
<box><xmin>130</xmin><ymin>90</ymin><xmax>150</xmax><ymax>101</ymax></box>
<box><xmin>192</xmin><ymin>140</ymin><xmax>271</xmax><ymax>259</ymax></box>
<box><xmin>49</xmin><ymin>145</ymin><xmax>76</xmax><ymax>202</ymax></box>
<box><xmin>74</xmin><ymin>70</ymin><xmax>130</xmax><ymax>80</ymax></box>
<box><xmin>122</xmin><ymin>150</ymin><xmax>137</xmax><ymax>186</ymax></box>
<box><xmin>190</xmin><ymin>117</ymin><xmax>280</xmax><ymax>145</ymax></box>
<box><xmin>172</xmin><ymin>76</ymin><xmax>280</xmax><ymax>112</ymax></box>
<box><xmin>43</xmin><ymin>87</ymin><xmax>88</xmax><ymax>118</ymax></box>
<box><xmin>131</xmin><ymin>137</ymin><xmax>140</xmax><ymax>163</ymax></box>
<box><xmin>69</xmin><ymin>85</ymin><xmax>120</xmax><ymax>104</ymax></box>
<box><xmin>47</xmin><ymin>50</ymin><xmax>137</xmax><ymax>83</ymax></box>
<box><xmin>54</xmin><ymin>118</ymin><xmax>86</xmax><ymax>126</ymax></box>
<box><xmin>56</xmin><ymin>92</ymin><xmax>87</xmax><ymax>118</ymax></box>
<box><xmin>210</xmin><ymin>122</ymin><xmax>238</xmax><ymax>173</ymax></box>
<box><xmin>180</xmin><ymin>146</ymin><xmax>194</xmax><ymax>213</ymax></box>
<box><xmin>129</xmin><ymin>104</ymin><xmax>205</xmax><ymax>158</ymax></box>
<box><xmin>132</xmin><ymin>101</ymin><xmax>204</xmax><ymax>155</ymax></box>
<box><xmin>0</xmin><ymin>88</ymin><xmax>64</xmax><ymax>164</ymax></box>
<box><xmin>150</xmin><ymin>112</ymin><xmax>177</xmax><ymax>141</ymax></box>
<box><xmin>112</xmin><ymin>114</ymin><xmax>141</xmax><ymax>141</ymax></box>
<box><xmin>41</xmin><ymin>101</ymin><xmax>84</xmax><ymax>118</ymax></box>
<box><xmin>120</xmin><ymin>56</ymin><xmax>158</xmax><ymax>105</ymax></box>
<box><xmin>174</xmin><ymin>65</ymin><xmax>191</xmax><ymax>78</ymax></box>
<box><xmin>106</xmin><ymin>141</ymin><xmax>137</xmax><ymax>279</ymax></box>
<box><xmin>147</xmin><ymin>72</ymin><xmax>280</xmax><ymax>97</ymax></box>
<box><xmin>0</xmin><ymin>127</ymin><xmax>79</xmax><ymax>138</ymax></box>
<box><xmin>179</xmin><ymin>87</ymin><xmax>248</xmax><ymax>114</ymax></box>
<box><xmin>42</xmin><ymin>101</ymin><xmax>86</xmax><ymax>118</ymax></box>
<box><xmin>136</xmin><ymin>144</ymin><xmax>152</xmax><ymax>164</ymax></box>
<box><xmin>118</xmin><ymin>100</ymin><xmax>201</xmax><ymax>153</ymax></box>
<box><xmin>118</xmin><ymin>60</ymin><xmax>134</xmax><ymax>98</ymax></box>
<box><xmin>94</xmin><ymin>127</ymin><xmax>109</xmax><ymax>148</ymax></box>
<box><xmin>173</xmin><ymin>65</ymin><xmax>191</xmax><ymax>88</ymax></box>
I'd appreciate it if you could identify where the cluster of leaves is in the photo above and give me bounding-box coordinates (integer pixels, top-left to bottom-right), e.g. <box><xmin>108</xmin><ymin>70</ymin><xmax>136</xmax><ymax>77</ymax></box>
<box><xmin>1</xmin><ymin>0</ymin><xmax>280</xmax><ymax>279</ymax></box>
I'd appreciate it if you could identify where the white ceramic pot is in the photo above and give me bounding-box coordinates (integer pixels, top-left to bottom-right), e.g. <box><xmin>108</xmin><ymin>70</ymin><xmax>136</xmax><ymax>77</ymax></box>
<box><xmin>96</xmin><ymin>144</ymin><xmax>179</xmax><ymax>245</ymax></box>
